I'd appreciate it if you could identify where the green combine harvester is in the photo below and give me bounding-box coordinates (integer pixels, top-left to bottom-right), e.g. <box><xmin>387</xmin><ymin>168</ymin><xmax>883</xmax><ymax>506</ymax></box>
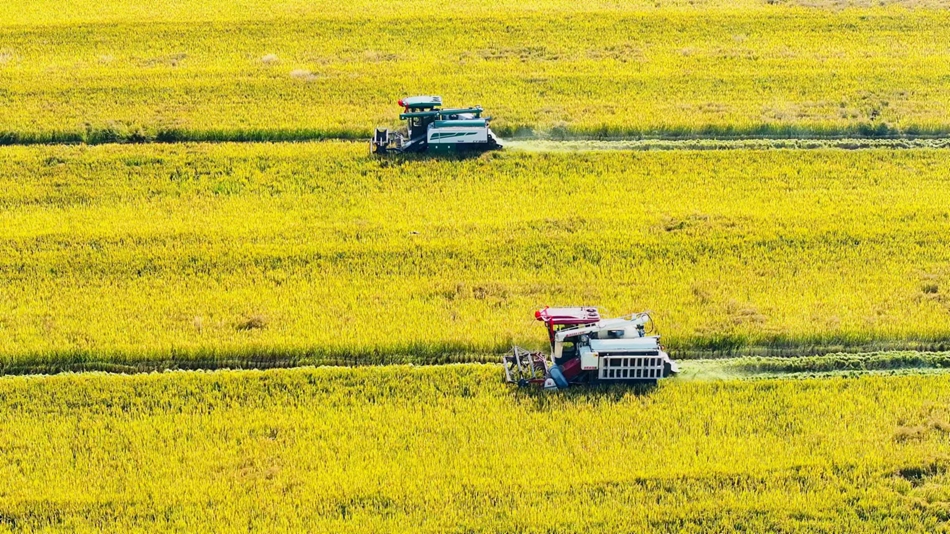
<box><xmin>372</xmin><ymin>96</ymin><xmax>501</xmax><ymax>154</ymax></box>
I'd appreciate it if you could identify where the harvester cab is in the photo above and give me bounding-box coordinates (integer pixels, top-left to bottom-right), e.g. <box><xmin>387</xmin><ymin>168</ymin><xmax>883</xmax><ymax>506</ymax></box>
<box><xmin>504</xmin><ymin>307</ymin><xmax>679</xmax><ymax>389</ymax></box>
<box><xmin>372</xmin><ymin>96</ymin><xmax>501</xmax><ymax>155</ymax></box>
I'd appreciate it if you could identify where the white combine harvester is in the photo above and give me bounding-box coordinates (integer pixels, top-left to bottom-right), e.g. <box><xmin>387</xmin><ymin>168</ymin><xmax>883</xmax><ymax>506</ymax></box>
<box><xmin>504</xmin><ymin>307</ymin><xmax>679</xmax><ymax>388</ymax></box>
<box><xmin>371</xmin><ymin>96</ymin><xmax>501</xmax><ymax>155</ymax></box>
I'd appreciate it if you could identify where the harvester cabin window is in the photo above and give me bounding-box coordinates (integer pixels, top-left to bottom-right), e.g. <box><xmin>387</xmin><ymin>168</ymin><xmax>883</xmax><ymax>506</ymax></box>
<box><xmin>561</xmin><ymin>341</ymin><xmax>577</xmax><ymax>360</ymax></box>
<box><xmin>409</xmin><ymin>117</ymin><xmax>427</xmax><ymax>137</ymax></box>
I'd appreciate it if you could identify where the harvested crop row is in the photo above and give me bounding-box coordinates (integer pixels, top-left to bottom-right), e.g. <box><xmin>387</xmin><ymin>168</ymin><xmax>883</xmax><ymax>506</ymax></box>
<box><xmin>0</xmin><ymin>142</ymin><xmax>949</xmax><ymax>370</ymax></box>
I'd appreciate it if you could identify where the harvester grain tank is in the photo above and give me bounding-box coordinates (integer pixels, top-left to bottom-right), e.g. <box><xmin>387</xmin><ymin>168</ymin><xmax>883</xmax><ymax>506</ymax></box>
<box><xmin>504</xmin><ymin>307</ymin><xmax>678</xmax><ymax>388</ymax></box>
<box><xmin>372</xmin><ymin>96</ymin><xmax>501</xmax><ymax>154</ymax></box>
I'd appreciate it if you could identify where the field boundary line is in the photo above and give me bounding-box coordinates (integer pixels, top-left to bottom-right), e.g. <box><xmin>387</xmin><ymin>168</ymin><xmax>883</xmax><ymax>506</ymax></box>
<box><xmin>5</xmin><ymin>129</ymin><xmax>950</xmax><ymax>150</ymax></box>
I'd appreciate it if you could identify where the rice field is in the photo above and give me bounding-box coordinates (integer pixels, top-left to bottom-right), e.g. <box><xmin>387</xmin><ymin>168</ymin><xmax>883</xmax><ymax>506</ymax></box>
<box><xmin>0</xmin><ymin>365</ymin><xmax>949</xmax><ymax>533</ymax></box>
<box><xmin>2</xmin><ymin>1</ymin><xmax>950</xmax><ymax>142</ymax></box>
<box><xmin>4</xmin><ymin>0</ymin><xmax>950</xmax><ymax>530</ymax></box>
<box><xmin>1</xmin><ymin>142</ymin><xmax>949</xmax><ymax>371</ymax></box>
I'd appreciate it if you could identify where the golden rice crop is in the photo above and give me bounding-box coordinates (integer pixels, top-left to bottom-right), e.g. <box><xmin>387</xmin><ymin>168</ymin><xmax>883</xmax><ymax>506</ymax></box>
<box><xmin>0</xmin><ymin>366</ymin><xmax>949</xmax><ymax>532</ymax></box>
<box><xmin>1</xmin><ymin>142</ymin><xmax>949</xmax><ymax>370</ymax></box>
<box><xmin>1</xmin><ymin>2</ymin><xmax>950</xmax><ymax>142</ymax></box>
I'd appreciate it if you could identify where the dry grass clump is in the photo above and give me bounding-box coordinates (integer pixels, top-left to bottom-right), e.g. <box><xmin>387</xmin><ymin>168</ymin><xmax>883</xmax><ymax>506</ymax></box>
<box><xmin>236</xmin><ymin>314</ymin><xmax>268</xmax><ymax>331</ymax></box>
<box><xmin>289</xmin><ymin>69</ymin><xmax>317</xmax><ymax>81</ymax></box>
<box><xmin>260</xmin><ymin>54</ymin><xmax>279</xmax><ymax>65</ymax></box>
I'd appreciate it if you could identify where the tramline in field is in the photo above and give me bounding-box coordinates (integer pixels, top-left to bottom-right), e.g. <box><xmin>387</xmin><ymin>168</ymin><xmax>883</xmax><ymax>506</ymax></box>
<box><xmin>372</xmin><ymin>96</ymin><xmax>502</xmax><ymax>155</ymax></box>
<box><xmin>504</xmin><ymin>307</ymin><xmax>679</xmax><ymax>388</ymax></box>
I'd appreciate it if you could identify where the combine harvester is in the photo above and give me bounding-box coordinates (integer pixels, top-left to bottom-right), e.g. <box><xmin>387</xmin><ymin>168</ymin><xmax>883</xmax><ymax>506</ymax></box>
<box><xmin>504</xmin><ymin>307</ymin><xmax>679</xmax><ymax>389</ymax></box>
<box><xmin>371</xmin><ymin>96</ymin><xmax>502</xmax><ymax>154</ymax></box>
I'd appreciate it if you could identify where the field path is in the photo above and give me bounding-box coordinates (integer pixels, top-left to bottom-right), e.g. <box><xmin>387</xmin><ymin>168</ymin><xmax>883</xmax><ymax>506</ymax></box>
<box><xmin>502</xmin><ymin>137</ymin><xmax>950</xmax><ymax>152</ymax></box>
